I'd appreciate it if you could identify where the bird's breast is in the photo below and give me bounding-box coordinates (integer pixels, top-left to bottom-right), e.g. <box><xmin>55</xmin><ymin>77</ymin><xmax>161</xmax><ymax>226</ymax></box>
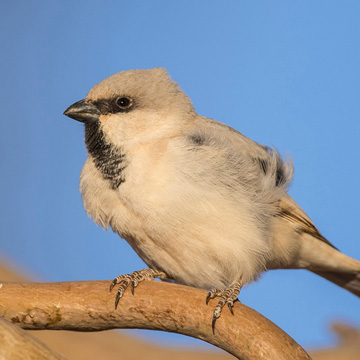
<box><xmin>79</xmin><ymin>141</ymin><xmax>272</xmax><ymax>289</ymax></box>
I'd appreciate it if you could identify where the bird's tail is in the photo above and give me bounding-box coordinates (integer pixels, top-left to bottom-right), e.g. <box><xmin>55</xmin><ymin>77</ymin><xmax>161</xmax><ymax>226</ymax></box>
<box><xmin>299</xmin><ymin>233</ymin><xmax>360</xmax><ymax>298</ymax></box>
<box><xmin>277</xmin><ymin>195</ymin><xmax>360</xmax><ymax>297</ymax></box>
<box><xmin>312</xmin><ymin>269</ymin><xmax>360</xmax><ymax>297</ymax></box>
<box><xmin>300</xmin><ymin>235</ymin><xmax>360</xmax><ymax>297</ymax></box>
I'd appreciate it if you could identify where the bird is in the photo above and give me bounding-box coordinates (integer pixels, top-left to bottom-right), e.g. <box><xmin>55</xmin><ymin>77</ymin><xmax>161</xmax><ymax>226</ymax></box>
<box><xmin>64</xmin><ymin>68</ymin><xmax>360</xmax><ymax>331</ymax></box>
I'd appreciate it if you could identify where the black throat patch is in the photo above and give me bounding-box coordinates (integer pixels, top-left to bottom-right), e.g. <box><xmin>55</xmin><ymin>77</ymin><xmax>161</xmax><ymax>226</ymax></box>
<box><xmin>85</xmin><ymin>122</ymin><xmax>126</xmax><ymax>189</ymax></box>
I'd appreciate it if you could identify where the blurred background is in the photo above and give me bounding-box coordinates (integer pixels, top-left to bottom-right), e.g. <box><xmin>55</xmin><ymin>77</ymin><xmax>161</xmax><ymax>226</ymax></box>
<box><xmin>0</xmin><ymin>0</ymin><xmax>359</xmax><ymax>356</ymax></box>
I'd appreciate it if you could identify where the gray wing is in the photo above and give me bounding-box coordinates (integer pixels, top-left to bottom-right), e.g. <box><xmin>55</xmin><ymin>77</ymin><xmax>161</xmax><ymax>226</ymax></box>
<box><xmin>196</xmin><ymin>118</ymin><xmax>337</xmax><ymax>250</ymax></box>
<box><xmin>185</xmin><ymin>116</ymin><xmax>294</xmax><ymax>195</ymax></box>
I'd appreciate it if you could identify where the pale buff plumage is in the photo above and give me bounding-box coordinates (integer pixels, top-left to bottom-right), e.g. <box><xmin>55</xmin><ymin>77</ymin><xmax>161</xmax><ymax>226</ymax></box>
<box><xmin>64</xmin><ymin>68</ymin><xmax>360</xmax><ymax>323</ymax></box>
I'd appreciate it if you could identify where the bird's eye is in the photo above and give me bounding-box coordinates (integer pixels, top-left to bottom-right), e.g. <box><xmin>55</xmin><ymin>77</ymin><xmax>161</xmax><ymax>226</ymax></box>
<box><xmin>115</xmin><ymin>97</ymin><xmax>132</xmax><ymax>109</ymax></box>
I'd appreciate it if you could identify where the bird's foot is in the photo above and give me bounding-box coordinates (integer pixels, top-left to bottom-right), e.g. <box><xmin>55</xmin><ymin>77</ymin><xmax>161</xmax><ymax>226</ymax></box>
<box><xmin>110</xmin><ymin>268</ymin><xmax>168</xmax><ymax>309</ymax></box>
<box><xmin>206</xmin><ymin>280</ymin><xmax>242</xmax><ymax>333</ymax></box>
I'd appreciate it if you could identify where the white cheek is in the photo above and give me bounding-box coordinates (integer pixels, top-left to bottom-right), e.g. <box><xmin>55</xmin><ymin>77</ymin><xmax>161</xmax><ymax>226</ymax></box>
<box><xmin>99</xmin><ymin>113</ymin><xmax>132</xmax><ymax>143</ymax></box>
<box><xmin>99</xmin><ymin>110</ymin><xmax>190</xmax><ymax>149</ymax></box>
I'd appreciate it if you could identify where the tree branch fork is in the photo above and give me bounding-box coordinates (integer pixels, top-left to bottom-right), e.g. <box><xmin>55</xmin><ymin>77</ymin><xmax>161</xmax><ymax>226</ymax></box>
<box><xmin>0</xmin><ymin>280</ymin><xmax>311</xmax><ymax>359</ymax></box>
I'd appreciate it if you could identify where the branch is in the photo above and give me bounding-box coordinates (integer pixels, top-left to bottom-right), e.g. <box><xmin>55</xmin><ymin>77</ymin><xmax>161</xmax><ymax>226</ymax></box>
<box><xmin>0</xmin><ymin>280</ymin><xmax>311</xmax><ymax>360</ymax></box>
<box><xmin>0</xmin><ymin>317</ymin><xmax>66</xmax><ymax>360</ymax></box>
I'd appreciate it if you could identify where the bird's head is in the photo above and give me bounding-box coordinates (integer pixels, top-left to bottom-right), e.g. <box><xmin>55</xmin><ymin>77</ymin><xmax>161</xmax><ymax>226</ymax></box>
<box><xmin>63</xmin><ymin>68</ymin><xmax>195</xmax><ymax>147</ymax></box>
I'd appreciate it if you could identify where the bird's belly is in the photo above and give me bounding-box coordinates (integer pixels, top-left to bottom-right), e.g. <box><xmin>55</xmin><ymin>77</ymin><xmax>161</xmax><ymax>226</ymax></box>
<box><xmin>80</xmin><ymin>159</ymin><xmax>270</xmax><ymax>290</ymax></box>
<box><xmin>115</xmin><ymin>195</ymin><xmax>269</xmax><ymax>289</ymax></box>
<box><xmin>122</xmin><ymin>229</ymin><xmax>235</xmax><ymax>290</ymax></box>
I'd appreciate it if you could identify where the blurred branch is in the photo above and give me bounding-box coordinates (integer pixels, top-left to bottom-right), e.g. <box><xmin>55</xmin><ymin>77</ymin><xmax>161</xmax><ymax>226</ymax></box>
<box><xmin>0</xmin><ymin>280</ymin><xmax>310</xmax><ymax>360</ymax></box>
<box><xmin>0</xmin><ymin>317</ymin><xmax>66</xmax><ymax>360</ymax></box>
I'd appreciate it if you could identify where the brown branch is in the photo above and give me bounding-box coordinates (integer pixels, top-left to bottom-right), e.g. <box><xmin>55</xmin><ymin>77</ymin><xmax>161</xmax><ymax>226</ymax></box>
<box><xmin>0</xmin><ymin>317</ymin><xmax>66</xmax><ymax>360</ymax></box>
<box><xmin>0</xmin><ymin>280</ymin><xmax>311</xmax><ymax>360</ymax></box>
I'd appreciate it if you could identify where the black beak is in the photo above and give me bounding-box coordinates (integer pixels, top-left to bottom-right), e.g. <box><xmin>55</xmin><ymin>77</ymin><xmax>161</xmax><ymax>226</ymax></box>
<box><xmin>63</xmin><ymin>99</ymin><xmax>100</xmax><ymax>123</ymax></box>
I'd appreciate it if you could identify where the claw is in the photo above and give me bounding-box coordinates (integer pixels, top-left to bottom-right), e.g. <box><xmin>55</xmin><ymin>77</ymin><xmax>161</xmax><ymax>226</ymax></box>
<box><xmin>206</xmin><ymin>292</ymin><xmax>212</xmax><ymax>305</ymax></box>
<box><xmin>115</xmin><ymin>292</ymin><xmax>121</xmax><ymax>309</ymax></box>
<box><xmin>211</xmin><ymin>316</ymin><xmax>217</xmax><ymax>334</ymax></box>
<box><xmin>206</xmin><ymin>279</ymin><xmax>243</xmax><ymax>332</ymax></box>
<box><xmin>228</xmin><ymin>302</ymin><xmax>234</xmax><ymax>315</ymax></box>
<box><xmin>110</xmin><ymin>269</ymin><xmax>168</xmax><ymax>310</ymax></box>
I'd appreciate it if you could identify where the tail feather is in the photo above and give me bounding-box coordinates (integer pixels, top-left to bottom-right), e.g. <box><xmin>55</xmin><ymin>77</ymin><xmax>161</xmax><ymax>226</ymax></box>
<box><xmin>312</xmin><ymin>270</ymin><xmax>360</xmax><ymax>297</ymax></box>
<box><xmin>277</xmin><ymin>195</ymin><xmax>360</xmax><ymax>298</ymax></box>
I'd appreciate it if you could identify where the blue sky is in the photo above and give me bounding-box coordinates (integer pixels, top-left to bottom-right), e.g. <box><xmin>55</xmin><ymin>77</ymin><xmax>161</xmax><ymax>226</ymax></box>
<box><xmin>1</xmin><ymin>0</ymin><xmax>359</xmax><ymax>351</ymax></box>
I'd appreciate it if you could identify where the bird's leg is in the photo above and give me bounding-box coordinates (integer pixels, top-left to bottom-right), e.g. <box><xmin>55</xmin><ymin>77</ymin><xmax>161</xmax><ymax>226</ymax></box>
<box><xmin>110</xmin><ymin>268</ymin><xmax>168</xmax><ymax>309</ymax></box>
<box><xmin>206</xmin><ymin>278</ymin><xmax>243</xmax><ymax>333</ymax></box>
